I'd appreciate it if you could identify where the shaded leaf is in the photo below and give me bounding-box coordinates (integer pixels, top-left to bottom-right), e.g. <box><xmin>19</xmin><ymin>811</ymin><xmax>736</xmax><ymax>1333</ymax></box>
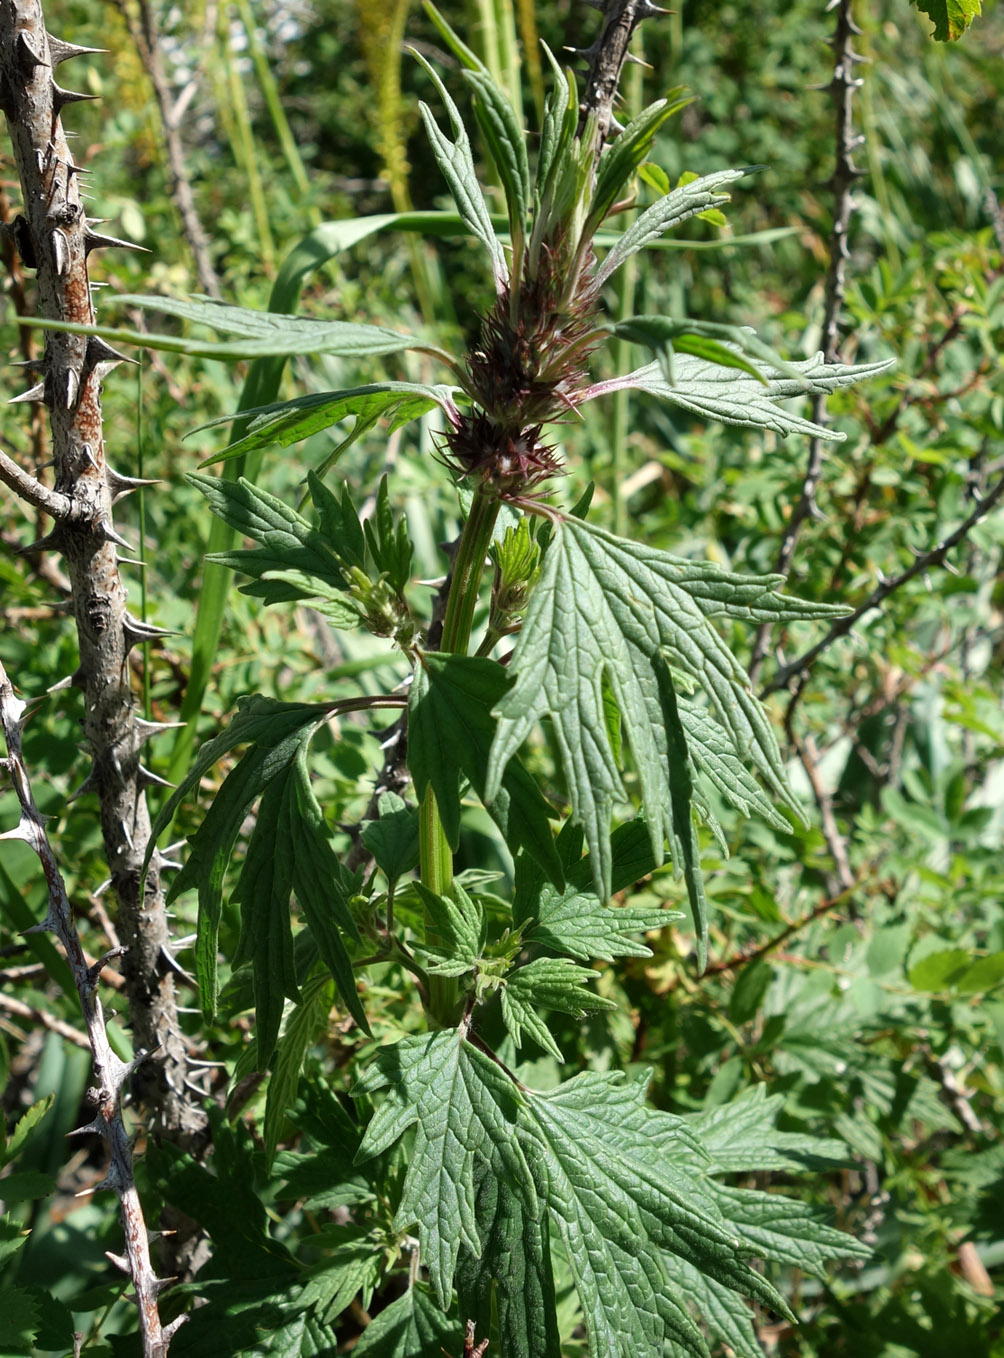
<box><xmin>409</xmin><ymin>654</ymin><xmax>562</xmax><ymax>883</ymax></box>
<box><xmin>352</xmin><ymin>1283</ymin><xmax>463</xmax><ymax>1358</ymax></box>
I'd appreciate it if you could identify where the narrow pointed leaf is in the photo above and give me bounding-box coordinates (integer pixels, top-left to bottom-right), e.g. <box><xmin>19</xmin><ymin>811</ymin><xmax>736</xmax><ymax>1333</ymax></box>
<box><xmin>595</xmin><ymin>168</ymin><xmax>746</xmax><ymax>285</ymax></box>
<box><xmin>197</xmin><ymin>383</ymin><xmax>459</xmax><ymax>465</ymax></box>
<box><xmin>414</xmin><ymin>56</ymin><xmax>508</xmax><ymax>291</ymax></box>
<box><xmin>464</xmin><ymin>69</ymin><xmax>530</xmax><ymax>242</ymax></box>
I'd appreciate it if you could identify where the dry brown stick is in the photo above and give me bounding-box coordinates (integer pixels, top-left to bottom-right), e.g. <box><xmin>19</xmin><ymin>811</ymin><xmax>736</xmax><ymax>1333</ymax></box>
<box><xmin>108</xmin><ymin>0</ymin><xmax>222</xmax><ymax>299</ymax></box>
<box><xmin>0</xmin><ymin>0</ymin><xmax>206</xmax><ymax>1151</ymax></box>
<box><xmin>0</xmin><ymin>987</ymin><xmax>92</xmax><ymax>1048</ymax></box>
<box><xmin>748</xmin><ymin>0</ymin><xmax>864</xmax><ymax>686</ymax></box>
<box><xmin>0</xmin><ymin>663</ymin><xmax>181</xmax><ymax>1358</ymax></box>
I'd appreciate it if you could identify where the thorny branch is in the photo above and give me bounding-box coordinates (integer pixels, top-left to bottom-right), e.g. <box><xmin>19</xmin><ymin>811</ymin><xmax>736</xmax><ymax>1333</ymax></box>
<box><xmin>748</xmin><ymin>0</ymin><xmax>863</xmax><ymax>687</ymax></box>
<box><xmin>0</xmin><ymin>0</ymin><xmax>207</xmax><ymax>1155</ymax></box>
<box><xmin>761</xmin><ymin>473</ymin><xmax>1004</xmax><ymax>697</ymax></box>
<box><xmin>576</xmin><ymin>0</ymin><xmax>661</xmax><ymax>150</ymax></box>
<box><xmin>0</xmin><ymin>663</ymin><xmax>180</xmax><ymax>1358</ymax></box>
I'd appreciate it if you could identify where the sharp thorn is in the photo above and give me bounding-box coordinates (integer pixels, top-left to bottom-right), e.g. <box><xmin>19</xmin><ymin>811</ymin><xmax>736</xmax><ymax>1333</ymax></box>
<box><xmin>67</xmin><ymin>769</ymin><xmax>99</xmax><ymax>803</ymax></box>
<box><xmin>47</xmin><ymin>36</ymin><xmax>108</xmax><ymax>66</ymax></box>
<box><xmin>85</xmin><ymin>335</ymin><xmax>137</xmax><ymax>369</ymax></box>
<box><xmin>134</xmin><ymin>717</ymin><xmax>186</xmax><ymax>742</ymax></box>
<box><xmin>84</xmin><ymin>228</ymin><xmax>148</xmax><ymax>255</ymax></box>
<box><xmin>50</xmin><ymin>228</ymin><xmax>70</xmax><ymax>275</ymax></box>
<box><xmin>67</xmin><ymin>1118</ymin><xmax>105</xmax><ymax>1138</ymax></box>
<box><xmin>105</xmin><ymin>1251</ymin><xmax>131</xmax><ymax>1275</ymax></box>
<box><xmin>48</xmin><ymin>667</ymin><xmax>84</xmax><ymax>693</ymax></box>
<box><xmin>52</xmin><ymin>83</ymin><xmax>98</xmax><ymax>112</ymax></box>
<box><xmin>63</xmin><ymin>366</ymin><xmax>79</xmax><ymax>409</ymax></box>
<box><xmin>95</xmin><ymin>517</ymin><xmax>132</xmax><ymax>550</ymax></box>
<box><xmin>137</xmin><ymin>763</ymin><xmax>175</xmax><ymax>790</ymax></box>
<box><xmin>18</xmin><ymin>529</ymin><xmax>64</xmax><ymax>555</ymax></box>
<box><xmin>122</xmin><ymin>612</ymin><xmax>177</xmax><ymax>643</ymax></box>
<box><xmin>106</xmin><ymin>466</ymin><xmax>159</xmax><ymax>501</ymax></box>
<box><xmin>8</xmin><ymin>382</ymin><xmax>48</xmax><ymax>405</ymax></box>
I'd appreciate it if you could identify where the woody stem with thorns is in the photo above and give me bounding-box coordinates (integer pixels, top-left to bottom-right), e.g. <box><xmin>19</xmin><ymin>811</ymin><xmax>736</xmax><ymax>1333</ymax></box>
<box><xmin>0</xmin><ymin>0</ymin><xmax>207</xmax><ymax>1151</ymax></box>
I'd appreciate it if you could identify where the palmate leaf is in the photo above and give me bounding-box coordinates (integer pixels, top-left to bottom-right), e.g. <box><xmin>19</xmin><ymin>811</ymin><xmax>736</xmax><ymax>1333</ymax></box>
<box><xmin>487</xmin><ymin>515</ymin><xmax>845</xmax><ymax>965</ymax></box>
<box><xmin>351</xmin><ymin>1283</ymin><xmax>463</xmax><ymax>1358</ymax></box>
<box><xmin>522</xmin><ymin>1072</ymin><xmax>794</xmax><ymax>1358</ymax></box>
<box><xmin>500</xmin><ymin>958</ymin><xmax>615</xmax><ymax>1060</ymax></box>
<box><xmin>515</xmin><ymin>820</ymin><xmax>681</xmax><ymax>962</ymax></box>
<box><xmin>408</xmin><ymin>653</ymin><xmax>562</xmax><ymax>883</ymax></box>
<box><xmin>584</xmin><ymin>351</ymin><xmax>895</xmax><ymax>440</ymax></box>
<box><xmin>353</xmin><ymin>1031</ymin><xmax>535</xmax><ymax>1309</ymax></box>
<box><xmin>197</xmin><ymin>382</ymin><xmax>460</xmax><ymax>465</ymax></box>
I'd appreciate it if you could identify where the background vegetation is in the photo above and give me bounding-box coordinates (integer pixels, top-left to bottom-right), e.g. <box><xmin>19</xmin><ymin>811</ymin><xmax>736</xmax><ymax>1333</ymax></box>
<box><xmin>1</xmin><ymin>0</ymin><xmax>1002</xmax><ymax>1353</ymax></box>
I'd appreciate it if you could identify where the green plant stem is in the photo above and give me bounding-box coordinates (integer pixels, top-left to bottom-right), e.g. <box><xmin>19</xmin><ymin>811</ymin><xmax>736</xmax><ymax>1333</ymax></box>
<box><xmin>419</xmin><ymin>485</ymin><xmax>501</xmax><ymax>1025</ymax></box>
<box><xmin>221</xmin><ymin>2</ymin><xmax>275</xmax><ymax>270</ymax></box>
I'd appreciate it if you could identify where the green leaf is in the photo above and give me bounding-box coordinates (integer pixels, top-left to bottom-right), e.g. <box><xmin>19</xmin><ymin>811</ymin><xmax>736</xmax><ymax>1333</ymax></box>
<box><xmin>263</xmin><ymin>969</ymin><xmax>335</xmax><ymax>1163</ymax></box>
<box><xmin>908</xmin><ymin>947</ymin><xmax>972</xmax><ymax>991</ymax></box>
<box><xmin>709</xmin><ymin>1182</ymin><xmax>870</xmax><ymax>1276</ymax></box>
<box><xmin>687</xmin><ymin>1085</ymin><xmax>853</xmax><ymax>1173</ymax></box>
<box><xmin>912</xmin><ymin>0</ymin><xmax>981</xmax><ymax>39</ymax></box>
<box><xmin>463</xmin><ymin>69</ymin><xmax>531</xmax><ymax>245</ymax></box>
<box><xmin>353</xmin><ymin>1031</ymin><xmax>535</xmax><ymax>1308</ymax></box>
<box><xmin>0</xmin><ymin>1213</ymin><xmax>30</xmax><ymax>1268</ymax></box>
<box><xmin>31</xmin><ymin>295</ymin><xmax>417</xmax><ymax>361</ymax></box>
<box><xmin>516</xmin><ymin>821</ymin><xmax>681</xmax><ymax>961</ymax></box>
<box><xmin>457</xmin><ymin>1156</ymin><xmax>561</xmax><ymax>1358</ymax></box>
<box><xmin>287</xmin><ymin>752</ymin><xmax>369</xmax><ymax>1033</ymax></box>
<box><xmin>198</xmin><ymin>383</ymin><xmax>459</xmax><ymax>465</ymax></box>
<box><xmin>363</xmin><ymin>477</ymin><xmax>414</xmax><ymax>595</ymax></box>
<box><xmin>275</xmin><ymin>1080</ymin><xmax>374</xmax><ymax>1210</ymax></box>
<box><xmin>523</xmin><ymin>1071</ymin><xmax>794</xmax><ymax>1357</ymax></box>
<box><xmin>361</xmin><ymin>792</ymin><xmax>420</xmax><ymax>886</ymax></box>
<box><xmin>408</xmin><ymin>654</ymin><xmax>562</xmax><ymax>883</ymax></box>
<box><xmin>299</xmin><ymin>1233</ymin><xmax>384</xmax><ymax>1325</ymax></box>
<box><xmin>607</xmin><ymin>315</ymin><xmax>816</xmax><ymax>388</ymax></box>
<box><xmin>413</xmin><ymin>55</ymin><xmax>509</xmax><ymax>291</ymax></box>
<box><xmin>157</xmin><ymin>699</ymin><xmax>329</xmax><ymax>1016</ymax></box>
<box><xmin>170</xmin><ymin>716</ymin><xmax>321</xmax><ymax>1017</ymax></box>
<box><xmin>0</xmin><ymin>1284</ymin><xmax>40</xmax><ymax>1352</ymax></box>
<box><xmin>501</xmin><ymin>958</ymin><xmax>615</xmax><ymax>1060</ymax></box>
<box><xmin>232</xmin><ymin>764</ymin><xmax>305</xmax><ymax>1067</ymax></box>
<box><xmin>487</xmin><ymin>516</ymin><xmax>841</xmax><ymax>960</ymax></box>
<box><xmin>595</xmin><ymin>168</ymin><xmax>746</xmax><ymax>285</ymax></box>
<box><xmin>583</xmin><ymin>352</ymin><xmax>895</xmax><ymax>440</ymax></box>
<box><xmin>144</xmin><ymin>1116</ymin><xmax>299</xmax><ymax>1282</ymax></box>
<box><xmin>2</xmin><ymin>1096</ymin><xmax>53</xmax><ymax>1166</ymax></box>
<box><xmin>957</xmin><ymin>951</ymin><xmax>1004</xmax><ymax>993</ymax></box>
<box><xmin>352</xmin><ymin>1283</ymin><xmax>463</xmax><ymax>1358</ymax></box>
<box><xmin>413</xmin><ymin>880</ymin><xmax>486</xmax><ymax>977</ymax></box>
<box><xmin>586</xmin><ymin>93</ymin><xmax>691</xmax><ymax>233</ymax></box>
<box><xmin>190</xmin><ymin>472</ymin><xmax>353</xmax><ymax>593</ymax></box>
